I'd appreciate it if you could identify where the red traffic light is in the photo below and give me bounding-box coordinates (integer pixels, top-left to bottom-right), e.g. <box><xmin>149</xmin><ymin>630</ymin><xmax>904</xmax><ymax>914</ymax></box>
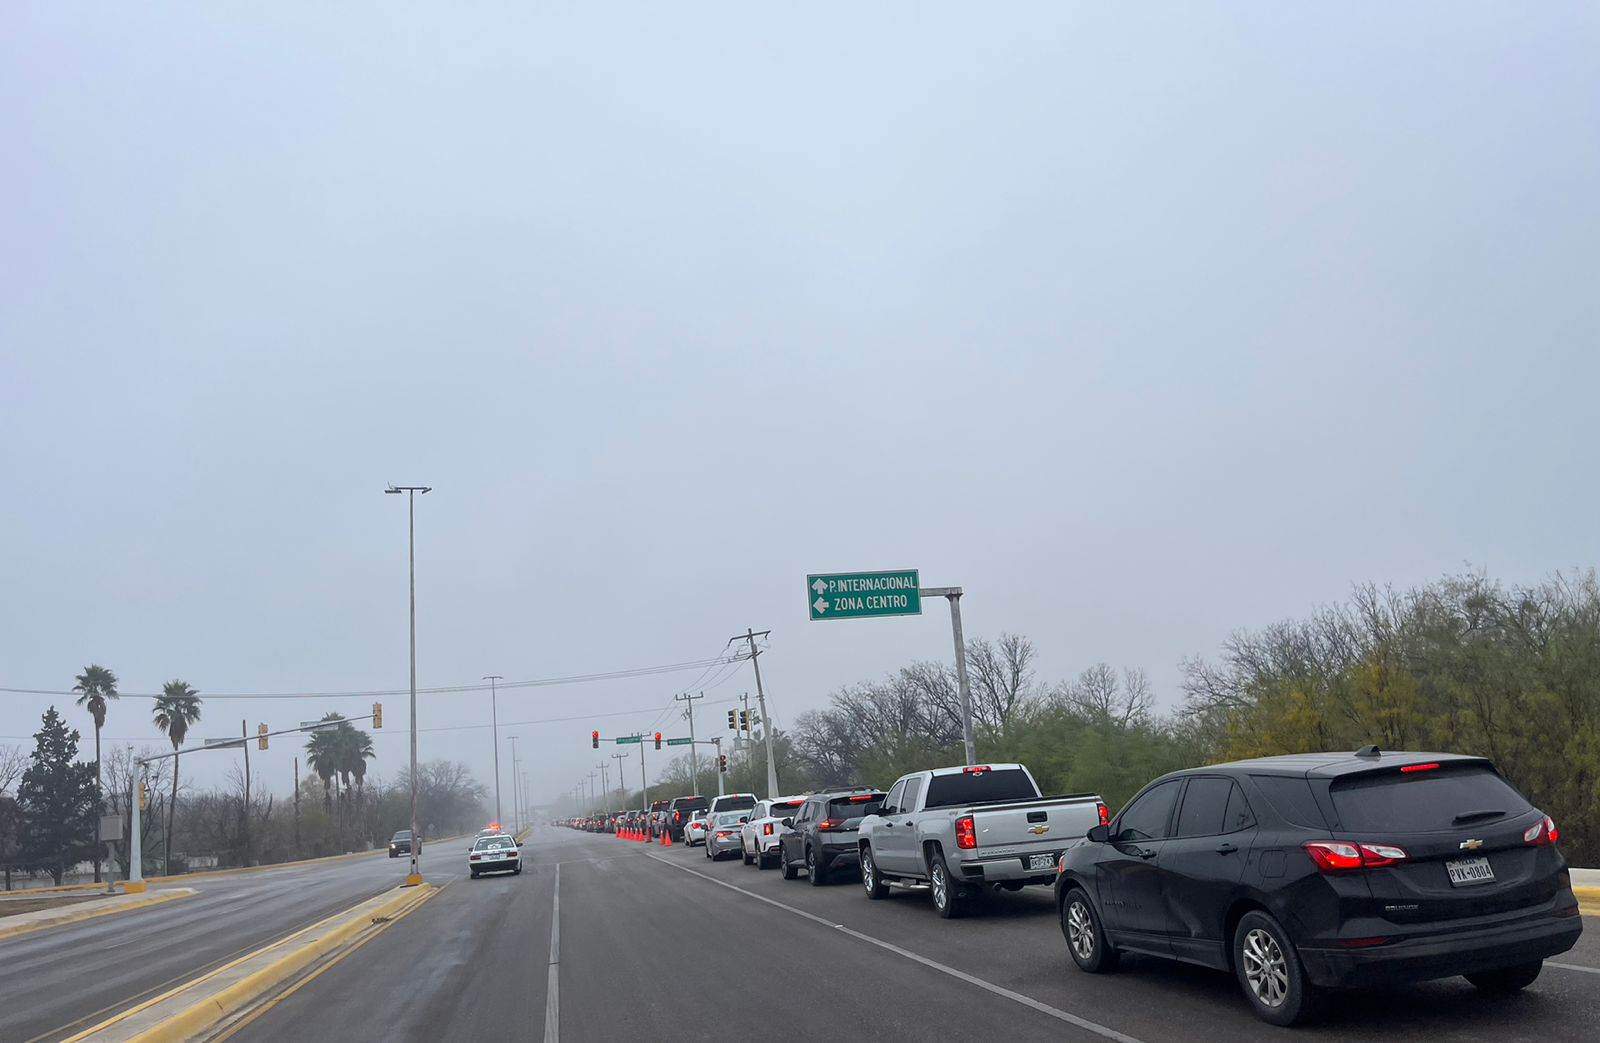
<box><xmin>591</xmin><ymin>730</ymin><xmax>600</xmax><ymax>749</ymax></box>
<box><xmin>654</xmin><ymin>731</ymin><xmax>663</xmax><ymax>750</ymax></box>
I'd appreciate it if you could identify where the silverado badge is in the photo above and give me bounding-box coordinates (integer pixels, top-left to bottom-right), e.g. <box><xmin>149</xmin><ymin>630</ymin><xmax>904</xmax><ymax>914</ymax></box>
<box><xmin>1028</xmin><ymin>824</ymin><xmax>1050</xmax><ymax>836</ymax></box>
<box><xmin>1460</xmin><ymin>838</ymin><xmax>1483</xmax><ymax>851</ymax></box>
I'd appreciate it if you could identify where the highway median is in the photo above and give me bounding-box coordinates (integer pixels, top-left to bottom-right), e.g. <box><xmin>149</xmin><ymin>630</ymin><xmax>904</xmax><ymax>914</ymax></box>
<box><xmin>64</xmin><ymin>882</ymin><xmax>439</xmax><ymax>1042</ymax></box>
<box><xmin>0</xmin><ymin>887</ymin><xmax>197</xmax><ymax>943</ymax></box>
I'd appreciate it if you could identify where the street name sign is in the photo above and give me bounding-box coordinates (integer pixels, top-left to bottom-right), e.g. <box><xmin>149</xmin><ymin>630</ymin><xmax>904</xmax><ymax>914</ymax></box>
<box><xmin>615</xmin><ymin>735</ymin><xmax>641</xmax><ymax>744</ymax></box>
<box><xmin>666</xmin><ymin>737</ymin><xmax>693</xmax><ymax>746</ymax></box>
<box><xmin>203</xmin><ymin>736</ymin><xmax>245</xmax><ymax>749</ymax></box>
<box><xmin>807</xmin><ymin>569</ymin><xmax>921</xmax><ymax>621</ymax></box>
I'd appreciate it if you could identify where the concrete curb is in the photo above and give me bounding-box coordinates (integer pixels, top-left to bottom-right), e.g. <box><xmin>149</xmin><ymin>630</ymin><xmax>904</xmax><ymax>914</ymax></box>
<box><xmin>65</xmin><ymin>883</ymin><xmax>437</xmax><ymax>1043</ymax></box>
<box><xmin>0</xmin><ymin>887</ymin><xmax>196</xmax><ymax>942</ymax></box>
<box><xmin>118</xmin><ymin>832</ymin><xmax>475</xmax><ymax>890</ymax></box>
<box><xmin>1574</xmin><ymin>885</ymin><xmax>1599</xmax><ymax>916</ymax></box>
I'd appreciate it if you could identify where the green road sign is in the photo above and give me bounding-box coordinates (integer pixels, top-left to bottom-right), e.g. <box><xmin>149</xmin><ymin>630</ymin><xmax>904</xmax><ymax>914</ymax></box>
<box><xmin>807</xmin><ymin>569</ymin><xmax>921</xmax><ymax>621</ymax></box>
<box><xmin>666</xmin><ymin>737</ymin><xmax>693</xmax><ymax>746</ymax></box>
<box><xmin>615</xmin><ymin>735</ymin><xmax>641</xmax><ymax>744</ymax></box>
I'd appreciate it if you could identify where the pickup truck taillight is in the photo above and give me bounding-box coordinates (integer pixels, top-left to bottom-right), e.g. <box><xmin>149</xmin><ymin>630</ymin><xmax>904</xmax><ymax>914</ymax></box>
<box><xmin>675</xmin><ymin>811</ymin><xmax>683</xmax><ymax>823</ymax></box>
<box><xmin>955</xmin><ymin>815</ymin><xmax>977</xmax><ymax>850</ymax></box>
<box><xmin>1097</xmin><ymin>803</ymin><xmax>1110</xmax><ymax>827</ymax></box>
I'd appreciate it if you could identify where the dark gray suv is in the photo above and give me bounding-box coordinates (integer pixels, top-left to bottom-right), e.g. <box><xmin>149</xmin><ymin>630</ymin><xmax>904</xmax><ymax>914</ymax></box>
<box><xmin>776</xmin><ymin>788</ymin><xmax>886</xmax><ymax>885</ymax></box>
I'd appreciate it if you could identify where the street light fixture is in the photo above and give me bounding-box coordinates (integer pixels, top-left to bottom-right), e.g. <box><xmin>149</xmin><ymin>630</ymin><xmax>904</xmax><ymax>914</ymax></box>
<box><xmin>484</xmin><ymin>675</ymin><xmax>503</xmax><ymax>826</ymax></box>
<box><xmin>385</xmin><ymin>484</ymin><xmax>431</xmax><ymax>886</ymax></box>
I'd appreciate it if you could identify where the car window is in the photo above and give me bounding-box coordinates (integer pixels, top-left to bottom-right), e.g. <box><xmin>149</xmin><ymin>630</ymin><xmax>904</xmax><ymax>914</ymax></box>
<box><xmin>923</xmin><ymin>768</ymin><xmax>1038</xmax><ymax>809</ymax></box>
<box><xmin>1115</xmin><ymin>780</ymin><xmax>1180</xmax><ymax>842</ymax></box>
<box><xmin>714</xmin><ymin>812</ymin><xmax>743</xmax><ymax>827</ymax></box>
<box><xmin>473</xmin><ymin>837</ymin><xmax>515</xmax><ymax>851</ymax></box>
<box><xmin>884</xmin><ymin>780</ymin><xmax>906</xmax><ymax>814</ymax></box>
<box><xmin>1329</xmin><ymin>764</ymin><xmax>1531</xmax><ymax>833</ymax></box>
<box><xmin>1174</xmin><ymin>777</ymin><xmax>1233</xmax><ymax>838</ymax></box>
<box><xmin>826</xmin><ymin>794</ymin><xmax>885</xmax><ymax>820</ymax></box>
<box><xmin>1249</xmin><ymin>775</ymin><xmax>1329</xmax><ymax>828</ymax></box>
<box><xmin>901</xmin><ymin>776</ymin><xmax>925</xmax><ymax>812</ymax></box>
<box><xmin>1223</xmin><ymin>782</ymin><xmax>1256</xmax><ymax>833</ymax></box>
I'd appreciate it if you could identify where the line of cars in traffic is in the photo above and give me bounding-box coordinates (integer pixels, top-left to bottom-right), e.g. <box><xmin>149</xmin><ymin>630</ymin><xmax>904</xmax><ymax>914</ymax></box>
<box><xmin>557</xmin><ymin>747</ymin><xmax>1584</xmax><ymax>1025</ymax></box>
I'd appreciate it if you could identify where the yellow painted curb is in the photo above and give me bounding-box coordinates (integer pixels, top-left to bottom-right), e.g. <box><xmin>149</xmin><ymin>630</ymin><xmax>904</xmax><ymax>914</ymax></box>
<box><xmin>65</xmin><ymin>884</ymin><xmax>436</xmax><ymax>1043</ymax></box>
<box><xmin>1575</xmin><ymin>886</ymin><xmax>1599</xmax><ymax>916</ymax></box>
<box><xmin>0</xmin><ymin>888</ymin><xmax>194</xmax><ymax>942</ymax></box>
<box><xmin>126</xmin><ymin>832</ymin><xmax>473</xmax><ymax>889</ymax></box>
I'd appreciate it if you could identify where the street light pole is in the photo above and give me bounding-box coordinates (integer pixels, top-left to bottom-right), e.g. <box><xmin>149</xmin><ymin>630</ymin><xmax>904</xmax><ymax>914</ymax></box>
<box><xmin>732</xmin><ymin>629</ymin><xmax>779</xmax><ymax>798</ymax></box>
<box><xmin>508</xmin><ymin>735</ymin><xmax>521</xmax><ymax>832</ymax></box>
<box><xmin>484</xmin><ymin>675</ymin><xmax>503</xmax><ymax>826</ymax></box>
<box><xmin>385</xmin><ymin>484</ymin><xmax>430</xmax><ymax>886</ymax></box>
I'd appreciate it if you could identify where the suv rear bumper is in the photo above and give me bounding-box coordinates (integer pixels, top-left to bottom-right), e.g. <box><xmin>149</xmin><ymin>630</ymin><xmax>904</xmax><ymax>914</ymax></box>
<box><xmin>1298</xmin><ymin>910</ymin><xmax>1582</xmax><ymax>988</ymax></box>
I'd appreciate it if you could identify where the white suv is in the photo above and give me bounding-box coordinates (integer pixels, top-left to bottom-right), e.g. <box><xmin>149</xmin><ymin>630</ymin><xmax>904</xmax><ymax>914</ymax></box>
<box><xmin>740</xmin><ymin>796</ymin><xmax>806</xmax><ymax>869</ymax></box>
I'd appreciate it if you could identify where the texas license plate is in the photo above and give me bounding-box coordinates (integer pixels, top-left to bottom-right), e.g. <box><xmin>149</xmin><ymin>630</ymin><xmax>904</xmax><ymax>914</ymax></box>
<box><xmin>1446</xmin><ymin>856</ymin><xmax>1494</xmax><ymax>886</ymax></box>
<box><xmin>1028</xmin><ymin>853</ymin><xmax>1055</xmax><ymax>871</ymax></box>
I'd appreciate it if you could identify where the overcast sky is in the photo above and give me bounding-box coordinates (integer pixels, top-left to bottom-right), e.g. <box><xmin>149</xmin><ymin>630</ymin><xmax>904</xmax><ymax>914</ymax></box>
<box><xmin>4</xmin><ymin>4</ymin><xmax>1597</xmax><ymax>807</ymax></box>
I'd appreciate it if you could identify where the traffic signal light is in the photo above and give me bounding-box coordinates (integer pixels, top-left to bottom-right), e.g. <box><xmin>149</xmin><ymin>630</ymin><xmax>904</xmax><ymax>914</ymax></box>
<box><xmin>372</xmin><ymin>702</ymin><xmax>382</xmax><ymax>728</ymax></box>
<box><xmin>727</xmin><ymin>709</ymin><xmax>736</xmax><ymax>730</ymax></box>
<box><xmin>719</xmin><ymin>754</ymin><xmax>728</xmax><ymax>773</ymax></box>
<box><xmin>738</xmin><ymin>709</ymin><xmax>749</xmax><ymax>730</ymax></box>
<box><xmin>591</xmin><ymin>730</ymin><xmax>600</xmax><ymax>749</ymax></box>
<box><xmin>258</xmin><ymin>723</ymin><xmax>269</xmax><ymax>751</ymax></box>
<box><xmin>654</xmin><ymin>731</ymin><xmax>662</xmax><ymax>750</ymax></box>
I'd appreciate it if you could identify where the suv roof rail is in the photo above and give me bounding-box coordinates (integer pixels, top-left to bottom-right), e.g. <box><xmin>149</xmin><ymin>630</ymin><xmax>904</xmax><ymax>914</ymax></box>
<box><xmin>1354</xmin><ymin>744</ymin><xmax>1382</xmax><ymax>758</ymax></box>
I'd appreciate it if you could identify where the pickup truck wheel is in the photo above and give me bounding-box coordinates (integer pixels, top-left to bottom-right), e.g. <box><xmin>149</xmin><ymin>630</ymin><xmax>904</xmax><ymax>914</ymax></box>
<box><xmin>860</xmin><ymin>846</ymin><xmax>889</xmax><ymax>899</ymax></box>
<box><xmin>928</xmin><ymin>850</ymin><xmax>964</xmax><ymax>919</ymax></box>
<box><xmin>1061</xmin><ymin>888</ymin><xmax>1117</xmax><ymax>973</ymax></box>
<box><xmin>806</xmin><ymin>847</ymin><xmax>827</xmax><ymax>886</ymax></box>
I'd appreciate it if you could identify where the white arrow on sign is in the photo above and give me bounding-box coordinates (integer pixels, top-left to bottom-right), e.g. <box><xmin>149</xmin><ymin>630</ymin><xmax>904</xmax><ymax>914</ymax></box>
<box><xmin>811</xmin><ymin>578</ymin><xmax>828</xmax><ymax>595</ymax></box>
<box><xmin>813</xmin><ymin>597</ymin><xmax>829</xmax><ymax>614</ymax></box>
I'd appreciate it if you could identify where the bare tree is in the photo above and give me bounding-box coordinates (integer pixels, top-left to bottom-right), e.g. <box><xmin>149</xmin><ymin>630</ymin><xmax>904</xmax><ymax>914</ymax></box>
<box><xmin>1055</xmin><ymin>663</ymin><xmax>1154</xmax><ymax>729</ymax></box>
<box><xmin>0</xmin><ymin>744</ymin><xmax>26</xmax><ymax>796</ymax></box>
<box><xmin>966</xmin><ymin>633</ymin><xmax>1039</xmax><ymax>731</ymax></box>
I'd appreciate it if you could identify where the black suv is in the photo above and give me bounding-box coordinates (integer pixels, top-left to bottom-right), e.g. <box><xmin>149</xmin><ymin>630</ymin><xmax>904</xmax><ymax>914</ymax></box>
<box><xmin>776</xmin><ymin>788</ymin><xmax>886</xmax><ymax>885</ymax></box>
<box><xmin>666</xmin><ymin>795</ymin><xmax>710</xmax><ymax>842</ymax></box>
<box><xmin>1055</xmin><ymin>748</ymin><xmax>1582</xmax><ymax>1025</ymax></box>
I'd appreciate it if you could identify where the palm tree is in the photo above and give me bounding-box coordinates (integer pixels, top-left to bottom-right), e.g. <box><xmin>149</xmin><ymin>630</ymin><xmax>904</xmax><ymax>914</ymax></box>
<box><xmin>345</xmin><ymin>728</ymin><xmax>376</xmax><ymax>841</ymax></box>
<box><xmin>152</xmin><ymin>681</ymin><xmax>202</xmax><ymax>876</ymax></box>
<box><xmin>305</xmin><ymin>717</ymin><xmax>343</xmax><ymax>814</ymax></box>
<box><xmin>73</xmin><ymin>664</ymin><xmax>119</xmax><ymax>882</ymax></box>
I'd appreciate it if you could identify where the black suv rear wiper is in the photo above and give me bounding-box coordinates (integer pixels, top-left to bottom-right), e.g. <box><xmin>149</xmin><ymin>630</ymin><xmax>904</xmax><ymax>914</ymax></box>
<box><xmin>1451</xmin><ymin>809</ymin><xmax>1505</xmax><ymax>824</ymax></box>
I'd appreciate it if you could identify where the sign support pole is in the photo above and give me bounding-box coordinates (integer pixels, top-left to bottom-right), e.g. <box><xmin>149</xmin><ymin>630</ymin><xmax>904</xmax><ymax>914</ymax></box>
<box><xmin>921</xmin><ymin>587</ymin><xmax>976</xmax><ymax>765</ymax></box>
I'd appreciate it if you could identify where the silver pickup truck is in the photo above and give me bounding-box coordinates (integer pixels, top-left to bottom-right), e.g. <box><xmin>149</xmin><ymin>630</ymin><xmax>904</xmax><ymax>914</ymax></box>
<box><xmin>858</xmin><ymin>763</ymin><xmax>1105</xmax><ymax>918</ymax></box>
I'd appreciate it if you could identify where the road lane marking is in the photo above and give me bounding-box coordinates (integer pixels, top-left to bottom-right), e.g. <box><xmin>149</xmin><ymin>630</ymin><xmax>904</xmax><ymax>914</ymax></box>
<box><xmin>1549</xmin><ymin>962</ymin><xmax>1600</xmax><ymax>975</ymax></box>
<box><xmin>646</xmin><ymin>853</ymin><xmax>1143</xmax><ymax>1043</ymax></box>
<box><xmin>544</xmin><ymin>863</ymin><xmax>560</xmax><ymax>1043</ymax></box>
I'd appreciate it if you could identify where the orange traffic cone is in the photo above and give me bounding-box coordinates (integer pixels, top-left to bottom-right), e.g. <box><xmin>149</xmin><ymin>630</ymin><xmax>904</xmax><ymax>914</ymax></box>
<box><xmin>662</xmin><ymin>829</ymin><xmax>673</xmax><ymax>847</ymax></box>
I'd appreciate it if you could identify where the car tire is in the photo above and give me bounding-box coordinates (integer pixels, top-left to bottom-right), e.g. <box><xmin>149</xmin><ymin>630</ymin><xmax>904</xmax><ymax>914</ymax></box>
<box><xmin>1232</xmin><ymin>910</ymin><xmax>1317</xmax><ymax>1026</ymax></box>
<box><xmin>1465</xmin><ymin>961</ymin><xmax>1543</xmax><ymax>995</ymax></box>
<box><xmin>1061</xmin><ymin>888</ymin><xmax>1118</xmax><ymax>973</ymax></box>
<box><xmin>807</xmin><ymin>847</ymin><xmax>827</xmax><ymax>886</ymax></box>
<box><xmin>513</xmin><ymin>864</ymin><xmax>522</xmax><ymax>875</ymax></box>
<box><xmin>470</xmin><ymin>869</ymin><xmax>479</xmax><ymax>878</ymax></box>
<box><xmin>861</xmin><ymin>846</ymin><xmax>889</xmax><ymax>900</ymax></box>
<box><xmin>781</xmin><ymin>848</ymin><xmax>800</xmax><ymax>880</ymax></box>
<box><xmin>928</xmin><ymin>848</ymin><xmax>964</xmax><ymax>919</ymax></box>
<box><xmin>742</xmin><ymin>842</ymin><xmax>756</xmax><ymax>866</ymax></box>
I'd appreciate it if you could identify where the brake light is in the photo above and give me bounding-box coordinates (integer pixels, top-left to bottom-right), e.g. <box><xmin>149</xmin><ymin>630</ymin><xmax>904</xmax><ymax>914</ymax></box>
<box><xmin>1096</xmin><ymin>803</ymin><xmax>1110</xmax><ymax>827</ymax></box>
<box><xmin>817</xmin><ymin>819</ymin><xmax>843</xmax><ymax>831</ymax></box>
<box><xmin>1303</xmin><ymin>840</ymin><xmax>1409</xmax><ymax>872</ymax></box>
<box><xmin>1525</xmin><ymin>815</ymin><xmax>1560</xmax><ymax>845</ymax></box>
<box><xmin>715</xmin><ymin>831</ymin><xmax>731</xmax><ymax>839</ymax></box>
<box><xmin>763</xmin><ymin>822</ymin><xmax>774</xmax><ymax>836</ymax></box>
<box><xmin>962</xmin><ymin>765</ymin><xmax>991</xmax><ymax>775</ymax></box>
<box><xmin>675</xmin><ymin>812</ymin><xmax>682</xmax><ymax>823</ymax></box>
<box><xmin>1400</xmin><ymin>762</ymin><xmax>1440</xmax><ymax>774</ymax></box>
<box><xmin>470</xmin><ymin>854</ymin><xmax>481</xmax><ymax>861</ymax></box>
<box><xmin>955</xmin><ymin>815</ymin><xmax>977</xmax><ymax>850</ymax></box>
<box><xmin>848</xmin><ymin>794</ymin><xmax>879</xmax><ymax>803</ymax></box>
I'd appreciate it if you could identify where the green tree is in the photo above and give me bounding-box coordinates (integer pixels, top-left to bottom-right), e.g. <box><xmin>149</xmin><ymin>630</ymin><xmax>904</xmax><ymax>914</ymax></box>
<box><xmin>17</xmin><ymin>708</ymin><xmax>99</xmax><ymax>885</ymax></box>
<box><xmin>72</xmin><ymin>663</ymin><xmax>118</xmax><ymax>882</ymax></box>
<box><xmin>152</xmin><ymin>680</ymin><xmax>202</xmax><ymax>876</ymax></box>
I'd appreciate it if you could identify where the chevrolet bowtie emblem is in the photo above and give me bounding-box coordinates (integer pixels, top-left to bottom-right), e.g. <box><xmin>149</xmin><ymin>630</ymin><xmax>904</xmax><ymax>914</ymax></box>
<box><xmin>1028</xmin><ymin>824</ymin><xmax>1050</xmax><ymax>836</ymax></box>
<box><xmin>1460</xmin><ymin>839</ymin><xmax>1483</xmax><ymax>851</ymax></box>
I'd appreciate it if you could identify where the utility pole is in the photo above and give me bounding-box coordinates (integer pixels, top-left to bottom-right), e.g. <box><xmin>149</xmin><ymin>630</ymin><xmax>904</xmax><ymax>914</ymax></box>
<box><xmin>636</xmin><ymin>735</ymin><xmax>649</xmax><ymax>812</ymax></box>
<box><xmin>712</xmin><ymin>736</ymin><xmax>725</xmax><ymax>797</ymax></box>
<box><xmin>675</xmin><ymin>691</ymin><xmax>703</xmax><ymax>790</ymax></box>
<box><xmin>508</xmin><ymin>735</ymin><xmax>521</xmax><ymax>832</ymax></box>
<box><xmin>731</xmin><ymin>629</ymin><xmax>779</xmax><ymax>798</ymax></box>
<box><xmin>484</xmin><ymin>675</ymin><xmax>503</xmax><ymax>826</ymax></box>
<box><xmin>385</xmin><ymin>483</ymin><xmax>430</xmax><ymax>886</ymax></box>
<box><xmin>240</xmin><ymin>719</ymin><xmax>252</xmax><ymax>866</ymax></box>
<box><xmin>597</xmin><ymin>762</ymin><xmax>611</xmax><ymax>814</ymax></box>
<box><xmin>611</xmin><ymin>749</ymin><xmax>630</xmax><ymax>808</ymax></box>
<box><xmin>293</xmin><ymin>757</ymin><xmax>301</xmax><ymax>855</ymax></box>
<box><xmin>588</xmin><ymin>771</ymin><xmax>598</xmax><ymax>810</ymax></box>
<box><xmin>740</xmin><ymin>692</ymin><xmax>752</xmax><ymax>767</ymax></box>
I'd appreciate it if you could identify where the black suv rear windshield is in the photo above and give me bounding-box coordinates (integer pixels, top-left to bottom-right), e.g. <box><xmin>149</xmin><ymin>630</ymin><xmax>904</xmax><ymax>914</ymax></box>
<box><xmin>1329</xmin><ymin>764</ymin><xmax>1530</xmax><ymax>833</ymax></box>
<box><xmin>673</xmin><ymin>797</ymin><xmax>709</xmax><ymax>811</ymax></box>
<box><xmin>715</xmin><ymin>796</ymin><xmax>756</xmax><ymax>810</ymax></box>
<box><xmin>924</xmin><ymin>768</ymin><xmax>1038</xmax><ymax>809</ymax></box>
<box><xmin>826</xmin><ymin>794</ymin><xmax>885</xmax><ymax>820</ymax></box>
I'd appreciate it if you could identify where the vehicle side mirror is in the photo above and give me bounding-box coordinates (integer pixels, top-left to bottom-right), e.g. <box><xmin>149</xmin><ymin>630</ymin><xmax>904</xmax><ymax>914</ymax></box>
<box><xmin>878</xmin><ymin>806</ymin><xmax>895</xmax><ymax>816</ymax></box>
<box><xmin>781</xmin><ymin>818</ymin><xmax>794</xmax><ymax>828</ymax></box>
<box><xmin>1086</xmin><ymin>824</ymin><xmax>1110</xmax><ymax>844</ymax></box>
<box><xmin>739</xmin><ymin>817</ymin><xmax>749</xmax><ymax>824</ymax></box>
